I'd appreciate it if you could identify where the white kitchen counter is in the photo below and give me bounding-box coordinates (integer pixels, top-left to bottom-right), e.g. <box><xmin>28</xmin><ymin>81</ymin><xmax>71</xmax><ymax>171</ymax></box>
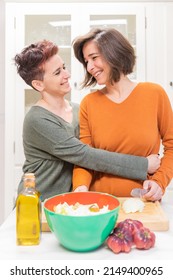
<box><xmin>0</xmin><ymin>193</ymin><xmax>173</xmax><ymax>261</ymax></box>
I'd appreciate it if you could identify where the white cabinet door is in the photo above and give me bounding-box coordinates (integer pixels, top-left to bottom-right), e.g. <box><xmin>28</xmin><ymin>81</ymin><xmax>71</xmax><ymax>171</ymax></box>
<box><xmin>5</xmin><ymin>2</ymin><xmax>79</xmax><ymax>217</ymax></box>
<box><xmin>5</xmin><ymin>2</ymin><xmax>146</xmax><ymax>217</ymax></box>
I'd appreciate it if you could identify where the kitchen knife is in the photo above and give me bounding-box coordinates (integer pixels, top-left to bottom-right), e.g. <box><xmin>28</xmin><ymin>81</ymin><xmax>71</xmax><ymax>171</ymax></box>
<box><xmin>130</xmin><ymin>188</ymin><xmax>148</xmax><ymax>198</ymax></box>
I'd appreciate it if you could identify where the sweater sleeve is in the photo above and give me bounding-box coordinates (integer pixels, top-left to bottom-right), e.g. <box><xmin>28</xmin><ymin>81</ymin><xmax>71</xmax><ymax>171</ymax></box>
<box><xmin>25</xmin><ymin>109</ymin><xmax>148</xmax><ymax>181</ymax></box>
<box><xmin>148</xmin><ymin>87</ymin><xmax>173</xmax><ymax>191</ymax></box>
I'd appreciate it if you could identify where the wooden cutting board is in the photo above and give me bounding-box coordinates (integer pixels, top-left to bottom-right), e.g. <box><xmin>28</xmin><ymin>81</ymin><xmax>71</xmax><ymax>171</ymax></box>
<box><xmin>117</xmin><ymin>198</ymin><xmax>169</xmax><ymax>231</ymax></box>
<box><xmin>41</xmin><ymin>197</ymin><xmax>169</xmax><ymax>232</ymax></box>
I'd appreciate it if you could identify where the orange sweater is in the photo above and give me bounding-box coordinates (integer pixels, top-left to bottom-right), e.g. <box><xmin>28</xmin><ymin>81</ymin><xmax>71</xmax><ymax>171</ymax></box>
<box><xmin>73</xmin><ymin>82</ymin><xmax>173</xmax><ymax>196</ymax></box>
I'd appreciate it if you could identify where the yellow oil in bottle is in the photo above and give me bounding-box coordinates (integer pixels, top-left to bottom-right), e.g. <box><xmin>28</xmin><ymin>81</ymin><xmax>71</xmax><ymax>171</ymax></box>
<box><xmin>16</xmin><ymin>173</ymin><xmax>41</xmax><ymax>245</ymax></box>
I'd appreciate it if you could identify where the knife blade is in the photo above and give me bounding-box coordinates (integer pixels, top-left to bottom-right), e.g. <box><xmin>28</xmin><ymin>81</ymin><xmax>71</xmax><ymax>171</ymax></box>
<box><xmin>130</xmin><ymin>188</ymin><xmax>148</xmax><ymax>198</ymax></box>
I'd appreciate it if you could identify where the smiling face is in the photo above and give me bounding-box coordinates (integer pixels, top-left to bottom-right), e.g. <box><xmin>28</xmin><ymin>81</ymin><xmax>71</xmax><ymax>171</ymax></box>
<box><xmin>82</xmin><ymin>40</ymin><xmax>111</xmax><ymax>86</ymax></box>
<box><xmin>43</xmin><ymin>54</ymin><xmax>71</xmax><ymax>95</ymax></box>
<box><xmin>73</xmin><ymin>28</ymin><xmax>136</xmax><ymax>88</ymax></box>
<box><xmin>33</xmin><ymin>54</ymin><xmax>71</xmax><ymax>96</ymax></box>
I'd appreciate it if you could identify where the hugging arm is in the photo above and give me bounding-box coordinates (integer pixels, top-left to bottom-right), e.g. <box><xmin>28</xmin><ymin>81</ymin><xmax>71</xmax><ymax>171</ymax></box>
<box><xmin>30</xmin><ymin>115</ymin><xmax>149</xmax><ymax>181</ymax></box>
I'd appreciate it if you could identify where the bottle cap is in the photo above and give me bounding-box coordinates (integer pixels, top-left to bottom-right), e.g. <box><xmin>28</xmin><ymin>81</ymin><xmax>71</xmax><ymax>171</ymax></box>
<box><xmin>23</xmin><ymin>173</ymin><xmax>35</xmax><ymax>187</ymax></box>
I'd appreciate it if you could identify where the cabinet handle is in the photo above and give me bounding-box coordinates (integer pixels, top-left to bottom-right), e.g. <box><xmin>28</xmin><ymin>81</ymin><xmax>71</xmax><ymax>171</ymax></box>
<box><xmin>74</xmin><ymin>82</ymin><xmax>77</xmax><ymax>88</ymax></box>
<box><xmin>170</xmin><ymin>81</ymin><xmax>173</xmax><ymax>87</ymax></box>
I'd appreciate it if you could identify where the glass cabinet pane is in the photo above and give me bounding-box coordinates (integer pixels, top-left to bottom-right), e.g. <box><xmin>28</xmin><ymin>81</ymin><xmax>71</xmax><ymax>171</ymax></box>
<box><xmin>25</xmin><ymin>89</ymin><xmax>40</xmax><ymax>114</ymax></box>
<box><xmin>25</xmin><ymin>15</ymin><xmax>71</xmax><ymax>46</ymax></box>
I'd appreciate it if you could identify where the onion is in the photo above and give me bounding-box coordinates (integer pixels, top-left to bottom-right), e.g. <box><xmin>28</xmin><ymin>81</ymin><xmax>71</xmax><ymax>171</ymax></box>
<box><xmin>122</xmin><ymin>198</ymin><xmax>145</xmax><ymax>214</ymax></box>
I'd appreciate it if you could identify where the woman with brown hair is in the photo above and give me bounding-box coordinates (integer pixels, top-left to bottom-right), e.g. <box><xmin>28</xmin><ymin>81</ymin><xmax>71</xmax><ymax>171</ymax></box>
<box><xmin>72</xmin><ymin>28</ymin><xmax>173</xmax><ymax>201</ymax></box>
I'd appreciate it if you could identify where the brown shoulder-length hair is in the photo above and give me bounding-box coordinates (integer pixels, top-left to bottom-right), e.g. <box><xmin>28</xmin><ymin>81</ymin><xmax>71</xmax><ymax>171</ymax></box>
<box><xmin>72</xmin><ymin>28</ymin><xmax>136</xmax><ymax>88</ymax></box>
<box><xmin>14</xmin><ymin>40</ymin><xmax>58</xmax><ymax>90</ymax></box>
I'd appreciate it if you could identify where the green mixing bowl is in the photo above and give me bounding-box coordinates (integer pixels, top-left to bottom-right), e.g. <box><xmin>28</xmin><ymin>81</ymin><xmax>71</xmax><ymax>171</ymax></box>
<box><xmin>44</xmin><ymin>192</ymin><xmax>120</xmax><ymax>252</ymax></box>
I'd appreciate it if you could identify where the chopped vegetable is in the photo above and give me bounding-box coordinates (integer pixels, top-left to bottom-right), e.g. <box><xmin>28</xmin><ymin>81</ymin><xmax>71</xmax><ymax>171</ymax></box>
<box><xmin>122</xmin><ymin>198</ymin><xmax>145</xmax><ymax>213</ymax></box>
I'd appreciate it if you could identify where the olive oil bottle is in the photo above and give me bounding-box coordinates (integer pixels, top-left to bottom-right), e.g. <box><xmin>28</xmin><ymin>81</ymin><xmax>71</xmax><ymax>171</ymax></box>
<box><xmin>16</xmin><ymin>173</ymin><xmax>41</xmax><ymax>245</ymax></box>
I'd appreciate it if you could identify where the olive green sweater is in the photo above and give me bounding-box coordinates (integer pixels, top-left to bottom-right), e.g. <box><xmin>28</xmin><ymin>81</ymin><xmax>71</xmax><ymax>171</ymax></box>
<box><xmin>17</xmin><ymin>103</ymin><xmax>148</xmax><ymax>200</ymax></box>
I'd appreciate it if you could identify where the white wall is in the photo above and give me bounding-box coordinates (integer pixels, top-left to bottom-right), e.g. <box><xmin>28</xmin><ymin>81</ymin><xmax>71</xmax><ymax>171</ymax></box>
<box><xmin>0</xmin><ymin>0</ymin><xmax>5</xmax><ymax>225</ymax></box>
